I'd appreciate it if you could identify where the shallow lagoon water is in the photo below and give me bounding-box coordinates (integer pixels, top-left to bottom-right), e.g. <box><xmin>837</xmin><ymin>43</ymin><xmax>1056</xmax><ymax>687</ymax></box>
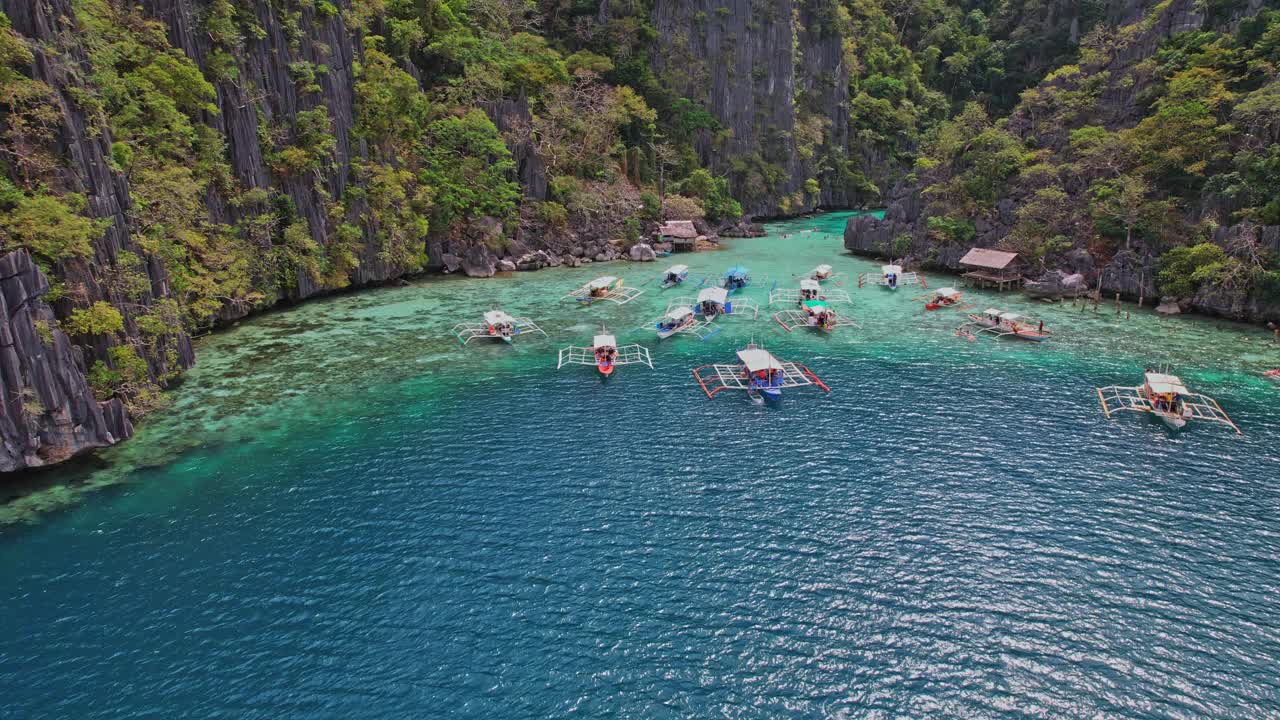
<box><xmin>2</xmin><ymin>212</ymin><xmax>1280</xmax><ymax>718</ymax></box>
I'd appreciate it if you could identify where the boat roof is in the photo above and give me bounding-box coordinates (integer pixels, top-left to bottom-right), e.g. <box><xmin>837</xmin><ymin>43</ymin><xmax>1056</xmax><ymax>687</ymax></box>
<box><xmin>666</xmin><ymin>264</ymin><xmax>688</xmax><ymax>274</ymax></box>
<box><xmin>883</xmin><ymin>264</ymin><xmax>902</xmax><ymax>273</ymax></box>
<box><xmin>936</xmin><ymin>287</ymin><xmax>958</xmax><ymax>295</ymax></box>
<box><xmin>1145</xmin><ymin>372</ymin><xmax>1189</xmax><ymax>395</ymax></box>
<box><xmin>724</xmin><ymin>265</ymin><xmax>749</xmax><ymax>277</ymax></box>
<box><xmin>814</xmin><ymin>264</ymin><xmax>832</xmax><ymax>273</ymax></box>
<box><xmin>698</xmin><ymin>287</ymin><xmax>728</xmax><ymax>304</ymax></box>
<box><xmin>800</xmin><ymin>278</ymin><xmax>820</xmax><ymax>291</ymax></box>
<box><xmin>483</xmin><ymin>310</ymin><xmax>513</xmax><ymax>325</ymax></box>
<box><xmin>1001</xmin><ymin>313</ymin><xmax>1022</xmax><ymax>321</ymax></box>
<box><xmin>587</xmin><ymin>276</ymin><xmax>617</xmax><ymax>289</ymax></box>
<box><xmin>593</xmin><ymin>334</ymin><xmax>616</xmax><ymax>348</ymax></box>
<box><xmin>737</xmin><ymin>348</ymin><xmax>781</xmax><ymax>373</ymax></box>
<box><xmin>983</xmin><ymin>308</ymin><xmax>1003</xmax><ymax>316</ymax></box>
<box><xmin>666</xmin><ymin>305</ymin><xmax>693</xmax><ymax>319</ymax></box>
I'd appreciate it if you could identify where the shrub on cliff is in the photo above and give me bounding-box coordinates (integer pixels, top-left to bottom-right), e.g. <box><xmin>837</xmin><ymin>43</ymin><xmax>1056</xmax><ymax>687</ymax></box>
<box><xmin>62</xmin><ymin>302</ymin><xmax>125</xmax><ymax>338</ymax></box>
<box><xmin>1157</xmin><ymin>243</ymin><xmax>1235</xmax><ymax>298</ymax></box>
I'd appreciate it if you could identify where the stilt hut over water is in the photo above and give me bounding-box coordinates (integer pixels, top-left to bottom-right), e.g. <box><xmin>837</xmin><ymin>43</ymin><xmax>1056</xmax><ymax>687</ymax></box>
<box><xmin>657</xmin><ymin>220</ymin><xmax>699</xmax><ymax>252</ymax></box>
<box><xmin>959</xmin><ymin>248</ymin><xmax>1023</xmax><ymax>292</ymax></box>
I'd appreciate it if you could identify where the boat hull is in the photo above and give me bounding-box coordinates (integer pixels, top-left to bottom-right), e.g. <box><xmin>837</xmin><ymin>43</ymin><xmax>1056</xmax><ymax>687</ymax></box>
<box><xmin>597</xmin><ymin>362</ymin><xmax>614</xmax><ymax>376</ymax></box>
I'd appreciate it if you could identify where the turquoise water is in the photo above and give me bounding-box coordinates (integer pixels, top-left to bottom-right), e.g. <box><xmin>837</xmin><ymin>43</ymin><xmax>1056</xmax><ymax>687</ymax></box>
<box><xmin>3</xmin><ymin>211</ymin><xmax>1280</xmax><ymax>718</ymax></box>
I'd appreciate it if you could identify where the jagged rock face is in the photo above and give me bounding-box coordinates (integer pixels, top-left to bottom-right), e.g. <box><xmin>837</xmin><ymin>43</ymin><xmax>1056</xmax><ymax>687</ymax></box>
<box><xmin>0</xmin><ymin>251</ymin><xmax>132</xmax><ymax>472</ymax></box>
<box><xmin>0</xmin><ymin>0</ymin><xmax>197</xmax><ymax>379</ymax></box>
<box><xmin>650</xmin><ymin>0</ymin><xmax>850</xmax><ymax>216</ymax></box>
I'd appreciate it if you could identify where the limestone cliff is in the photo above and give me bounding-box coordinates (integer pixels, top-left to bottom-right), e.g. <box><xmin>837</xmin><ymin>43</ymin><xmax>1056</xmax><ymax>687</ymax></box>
<box><xmin>0</xmin><ymin>250</ymin><xmax>131</xmax><ymax>471</ymax></box>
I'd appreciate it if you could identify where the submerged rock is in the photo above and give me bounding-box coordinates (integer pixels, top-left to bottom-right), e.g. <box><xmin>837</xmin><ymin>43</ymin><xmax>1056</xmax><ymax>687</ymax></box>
<box><xmin>1156</xmin><ymin>298</ymin><xmax>1182</xmax><ymax>316</ymax></box>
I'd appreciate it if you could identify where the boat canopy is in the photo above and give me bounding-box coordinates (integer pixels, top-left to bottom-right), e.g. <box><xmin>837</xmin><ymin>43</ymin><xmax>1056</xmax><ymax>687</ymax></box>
<box><xmin>666</xmin><ymin>264</ymin><xmax>688</xmax><ymax>275</ymax></box>
<box><xmin>587</xmin><ymin>276</ymin><xmax>617</xmax><ymax>290</ymax></box>
<box><xmin>593</xmin><ymin>334</ymin><xmax>617</xmax><ymax>349</ymax></box>
<box><xmin>737</xmin><ymin>348</ymin><xmax>782</xmax><ymax>373</ymax></box>
<box><xmin>814</xmin><ymin>264</ymin><xmax>833</xmax><ymax>274</ymax></box>
<box><xmin>935</xmin><ymin>287</ymin><xmax>958</xmax><ymax>296</ymax></box>
<box><xmin>724</xmin><ymin>265</ymin><xmax>749</xmax><ymax>278</ymax></box>
<box><xmin>666</xmin><ymin>305</ymin><xmax>693</xmax><ymax>319</ymax></box>
<box><xmin>698</xmin><ymin>287</ymin><xmax>729</xmax><ymax>304</ymax></box>
<box><xmin>983</xmin><ymin>308</ymin><xmax>1003</xmax><ymax>317</ymax></box>
<box><xmin>1145</xmin><ymin>372</ymin><xmax>1189</xmax><ymax>395</ymax></box>
<box><xmin>484</xmin><ymin>310</ymin><xmax>513</xmax><ymax>325</ymax></box>
<box><xmin>1001</xmin><ymin>313</ymin><xmax>1022</xmax><ymax>322</ymax></box>
<box><xmin>883</xmin><ymin>264</ymin><xmax>903</xmax><ymax>274</ymax></box>
<box><xmin>800</xmin><ymin>279</ymin><xmax>820</xmax><ymax>291</ymax></box>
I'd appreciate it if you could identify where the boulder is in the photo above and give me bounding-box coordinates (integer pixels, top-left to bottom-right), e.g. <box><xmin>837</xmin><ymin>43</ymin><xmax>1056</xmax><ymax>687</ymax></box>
<box><xmin>594</xmin><ymin>252</ymin><xmax>610</xmax><ymax>262</ymax></box>
<box><xmin>629</xmin><ymin>243</ymin><xmax>658</xmax><ymax>262</ymax></box>
<box><xmin>462</xmin><ymin>246</ymin><xmax>496</xmax><ymax>278</ymax></box>
<box><xmin>1155</xmin><ymin>297</ymin><xmax>1182</xmax><ymax>316</ymax></box>
<box><xmin>441</xmin><ymin>254</ymin><xmax>462</xmax><ymax>273</ymax></box>
<box><xmin>497</xmin><ymin>259</ymin><xmax>517</xmax><ymax>272</ymax></box>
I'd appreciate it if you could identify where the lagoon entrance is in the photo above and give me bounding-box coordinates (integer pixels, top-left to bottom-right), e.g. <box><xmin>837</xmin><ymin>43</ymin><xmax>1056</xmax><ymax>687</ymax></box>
<box><xmin>2</xmin><ymin>213</ymin><xmax>1279</xmax><ymax>718</ymax></box>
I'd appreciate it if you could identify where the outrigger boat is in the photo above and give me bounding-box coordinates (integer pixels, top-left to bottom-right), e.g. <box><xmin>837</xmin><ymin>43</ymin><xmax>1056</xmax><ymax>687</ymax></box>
<box><xmin>692</xmin><ymin>342</ymin><xmax>830</xmax><ymax>402</ymax></box>
<box><xmin>557</xmin><ymin>327</ymin><xmax>653</xmax><ymax>376</ymax></box>
<box><xmin>858</xmin><ymin>263</ymin><xmax>924</xmax><ymax>290</ymax></box>
<box><xmin>652</xmin><ymin>287</ymin><xmax>756</xmax><ymax>340</ymax></box>
<box><xmin>564</xmin><ymin>276</ymin><xmax>643</xmax><ymax>306</ymax></box>
<box><xmin>654</xmin><ymin>304</ymin><xmax>719</xmax><ymax>341</ymax></box>
<box><xmin>1097</xmin><ymin>371</ymin><xmax>1241</xmax><ymax>434</ymax></box>
<box><xmin>809</xmin><ymin>264</ymin><xmax>842</xmax><ymax>282</ymax></box>
<box><xmin>660</xmin><ymin>264</ymin><xmax>689</xmax><ymax>289</ymax></box>
<box><xmin>769</xmin><ymin>279</ymin><xmax>852</xmax><ymax>306</ymax></box>
<box><xmin>774</xmin><ymin>299</ymin><xmax>861</xmax><ymax>333</ymax></box>
<box><xmin>451</xmin><ymin>310</ymin><xmax>547</xmax><ymax>344</ymax></box>
<box><xmin>956</xmin><ymin>309</ymin><xmax>1051</xmax><ymax>342</ymax></box>
<box><xmin>719</xmin><ymin>266</ymin><xmax>758</xmax><ymax>294</ymax></box>
<box><xmin>924</xmin><ymin>287</ymin><xmax>963</xmax><ymax>310</ymax></box>
<box><xmin>689</xmin><ymin>287</ymin><xmax>758</xmax><ymax>320</ymax></box>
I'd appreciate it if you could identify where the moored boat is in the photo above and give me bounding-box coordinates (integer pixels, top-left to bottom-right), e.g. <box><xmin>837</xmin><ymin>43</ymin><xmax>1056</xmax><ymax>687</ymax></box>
<box><xmin>660</xmin><ymin>264</ymin><xmax>689</xmax><ymax>289</ymax></box>
<box><xmin>656</xmin><ymin>305</ymin><xmax>697</xmax><ymax>339</ymax></box>
<box><xmin>925</xmin><ymin>287</ymin><xmax>962</xmax><ymax>310</ymax></box>
<box><xmin>960</xmin><ymin>308</ymin><xmax>1051</xmax><ymax>341</ymax></box>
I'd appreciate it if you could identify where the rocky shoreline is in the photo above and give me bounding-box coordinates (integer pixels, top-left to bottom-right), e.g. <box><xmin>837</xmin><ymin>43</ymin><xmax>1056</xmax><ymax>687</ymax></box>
<box><xmin>843</xmin><ymin>187</ymin><xmax>1280</xmax><ymax>325</ymax></box>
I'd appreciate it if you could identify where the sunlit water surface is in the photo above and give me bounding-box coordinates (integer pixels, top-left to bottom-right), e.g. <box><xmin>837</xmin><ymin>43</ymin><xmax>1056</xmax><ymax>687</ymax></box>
<box><xmin>3</xmin><ymin>212</ymin><xmax>1280</xmax><ymax>718</ymax></box>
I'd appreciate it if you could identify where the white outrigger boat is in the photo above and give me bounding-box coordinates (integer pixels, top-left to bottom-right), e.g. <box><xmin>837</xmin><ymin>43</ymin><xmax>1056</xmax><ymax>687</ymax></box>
<box><xmin>774</xmin><ymin>299</ymin><xmax>861</xmax><ymax>333</ymax></box>
<box><xmin>1097</xmin><ymin>371</ymin><xmax>1240</xmax><ymax>434</ymax></box>
<box><xmin>956</xmin><ymin>309</ymin><xmax>1051</xmax><ymax>342</ymax></box>
<box><xmin>808</xmin><ymin>264</ymin><xmax>842</xmax><ymax>283</ymax></box>
<box><xmin>769</xmin><ymin>279</ymin><xmax>852</xmax><ymax>306</ymax></box>
<box><xmin>692</xmin><ymin>342</ymin><xmax>830</xmax><ymax>402</ymax></box>
<box><xmin>564</xmin><ymin>276</ymin><xmax>643</xmax><ymax>305</ymax></box>
<box><xmin>557</xmin><ymin>328</ymin><xmax>652</xmax><ymax>376</ymax></box>
<box><xmin>451</xmin><ymin>310</ymin><xmax>547</xmax><ymax>344</ymax></box>
<box><xmin>654</xmin><ymin>304</ymin><xmax>719</xmax><ymax>341</ymax></box>
<box><xmin>653</xmin><ymin>287</ymin><xmax>756</xmax><ymax>340</ymax></box>
<box><xmin>681</xmin><ymin>287</ymin><xmax>759</xmax><ymax>321</ymax></box>
<box><xmin>923</xmin><ymin>286</ymin><xmax>966</xmax><ymax>310</ymax></box>
<box><xmin>858</xmin><ymin>263</ymin><xmax>923</xmax><ymax>290</ymax></box>
<box><xmin>660</xmin><ymin>264</ymin><xmax>689</xmax><ymax>289</ymax></box>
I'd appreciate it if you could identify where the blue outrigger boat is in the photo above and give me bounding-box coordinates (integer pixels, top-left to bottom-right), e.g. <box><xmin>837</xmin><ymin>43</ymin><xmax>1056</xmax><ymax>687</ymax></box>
<box><xmin>719</xmin><ymin>266</ymin><xmax>753</xmax><ymax>294</ymax></box>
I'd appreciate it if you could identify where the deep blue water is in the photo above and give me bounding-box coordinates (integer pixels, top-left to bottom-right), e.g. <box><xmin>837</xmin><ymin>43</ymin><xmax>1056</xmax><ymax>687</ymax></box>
<box><xmin>3</xmin><ymin>213</ymin><xmax>1280</xmax><ymax>718</ymax></box>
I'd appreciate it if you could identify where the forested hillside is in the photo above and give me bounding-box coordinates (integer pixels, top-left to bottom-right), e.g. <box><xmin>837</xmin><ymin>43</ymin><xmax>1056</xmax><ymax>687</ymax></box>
<box><xmin>847</xmin><ymin>0</ymin><xmax>1280</xmax><ymax>321</ymax></box>
<box><xmin>0</xmin><ymin>0</ymin><xmax>1275</xmax><ymax>469</ymax></box>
